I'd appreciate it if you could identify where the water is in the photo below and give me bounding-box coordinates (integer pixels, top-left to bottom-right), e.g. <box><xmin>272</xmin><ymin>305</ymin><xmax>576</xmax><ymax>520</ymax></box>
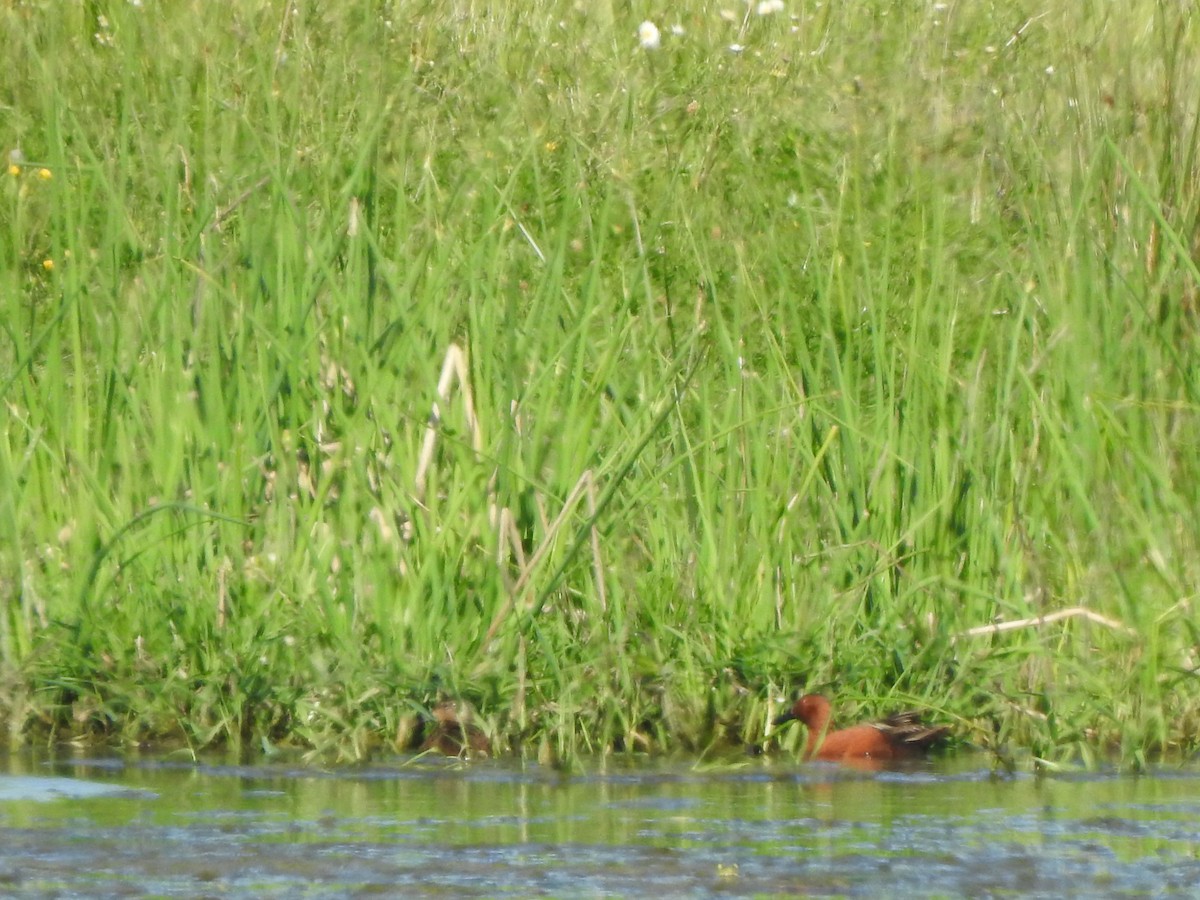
<box><xmin>2</xmin><ymin>749</ymin><xmax>1199</xmax><ymax>897</ymax></box>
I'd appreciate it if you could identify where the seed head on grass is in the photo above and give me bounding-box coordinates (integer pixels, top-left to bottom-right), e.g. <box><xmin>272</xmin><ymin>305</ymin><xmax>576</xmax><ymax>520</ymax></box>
<box><xmin>638</xmin><ymin>21</ymin><xmax>661</xmax><ymax>51</ymax></box>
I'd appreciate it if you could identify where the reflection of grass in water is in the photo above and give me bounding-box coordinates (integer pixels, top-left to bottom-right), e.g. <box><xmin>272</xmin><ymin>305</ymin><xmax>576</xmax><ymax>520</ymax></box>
<box><xmin>0</xmin><ymin>2</ymin><xmax>1197</xmax><ymax>767</ymax></box>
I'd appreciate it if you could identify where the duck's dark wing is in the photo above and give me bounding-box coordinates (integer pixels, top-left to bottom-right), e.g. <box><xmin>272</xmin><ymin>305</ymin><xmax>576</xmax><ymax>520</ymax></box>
<box><xmin>875</xmin><ymin>711</ymin><xmax>951</xmax><ymax>749</ymax></box>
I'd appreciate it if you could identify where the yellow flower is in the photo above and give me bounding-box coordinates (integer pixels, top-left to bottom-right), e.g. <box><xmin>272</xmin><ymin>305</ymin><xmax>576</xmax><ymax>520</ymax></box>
<box><xmin>42</xmin><ymin>259</ymin><xmax>54</xmax><ymax>271</ymax></box>
<box><xmin>544</xmin><ymin>140</ymin><xmax>558</xmax><ymax>152</ymax></box>
<box><xmin>37</xmin><ymin>168</ymin><xmax>52</xmax><ymax>180</ymax></box>
<box><xmin>6</xmin><ymin>164</ymin><xmax>19</xmax><ymax>177</ymax></box>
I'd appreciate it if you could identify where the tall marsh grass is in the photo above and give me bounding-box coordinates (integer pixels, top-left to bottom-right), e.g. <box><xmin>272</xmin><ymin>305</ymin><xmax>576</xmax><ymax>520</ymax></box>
<box><xmin>1</xmin><ymin>1</ymin><xmax>1198</xmax><ymax>765</ymax></box>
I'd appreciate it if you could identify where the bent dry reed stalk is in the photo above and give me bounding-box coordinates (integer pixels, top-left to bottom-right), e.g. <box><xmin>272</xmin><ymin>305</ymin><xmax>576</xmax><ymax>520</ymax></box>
<box><xmin>1</xmin><ymin>1</ymin><xmax>1199</xmax><ymax>767</ymax></box>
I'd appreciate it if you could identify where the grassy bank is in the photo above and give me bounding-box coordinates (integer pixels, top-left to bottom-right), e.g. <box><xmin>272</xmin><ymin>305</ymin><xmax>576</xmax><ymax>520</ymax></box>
<box><xmin>2</xmin><ymin>1</ymin><xmax>1198</xmax><ymax>767</ymax></box>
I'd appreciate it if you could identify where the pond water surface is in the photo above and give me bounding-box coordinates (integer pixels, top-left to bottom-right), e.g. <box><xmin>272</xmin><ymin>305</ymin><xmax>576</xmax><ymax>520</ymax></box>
<box><xmin>1</xmin><ymin>749</ymin><xmax>1199</xmax><ymax>897</ymax></box>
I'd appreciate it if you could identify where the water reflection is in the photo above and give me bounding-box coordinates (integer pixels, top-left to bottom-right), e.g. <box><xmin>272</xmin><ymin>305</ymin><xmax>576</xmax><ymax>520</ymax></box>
<box><xmin>1</xmin><ymin>750</ymin><xmax>1199</xmax><ymax>897</ymax></box>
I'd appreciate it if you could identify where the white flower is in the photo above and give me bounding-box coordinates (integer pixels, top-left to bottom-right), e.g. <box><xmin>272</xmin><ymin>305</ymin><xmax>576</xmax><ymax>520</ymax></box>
<box><xmin>729</xmin><ymin>43</ymin><xmax>745</xmax><ymax>53</ymax></box>
<box><xmin>638</xmin><ymin>21</ymin><xmax>661</xmax><ymax>50</ymax></box>
<box><xmin>757</xmin><ymin>0</ymin><xmax>785</xmax><ymax>14</ymax></box>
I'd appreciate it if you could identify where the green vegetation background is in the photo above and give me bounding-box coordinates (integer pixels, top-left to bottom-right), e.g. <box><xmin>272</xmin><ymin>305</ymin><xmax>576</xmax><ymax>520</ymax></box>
<box><xmin>2</xmin><ymin>1</ymin><xmax>1198</xmax><ymax>767</ymax></box>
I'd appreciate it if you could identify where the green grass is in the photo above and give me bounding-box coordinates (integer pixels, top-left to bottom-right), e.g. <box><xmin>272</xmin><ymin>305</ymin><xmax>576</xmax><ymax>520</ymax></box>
<box><xmin>2</xmin><ymin>1</ymin><xmax>1198</xmax><ymax>767</ymax></box>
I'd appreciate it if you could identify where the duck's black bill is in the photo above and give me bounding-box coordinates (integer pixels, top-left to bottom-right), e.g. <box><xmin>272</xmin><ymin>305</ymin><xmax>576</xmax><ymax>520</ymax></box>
<box><xmin>772</xmin><ymin>713</ymin><xmax>796</xmax><ymax>726</ymax></box>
